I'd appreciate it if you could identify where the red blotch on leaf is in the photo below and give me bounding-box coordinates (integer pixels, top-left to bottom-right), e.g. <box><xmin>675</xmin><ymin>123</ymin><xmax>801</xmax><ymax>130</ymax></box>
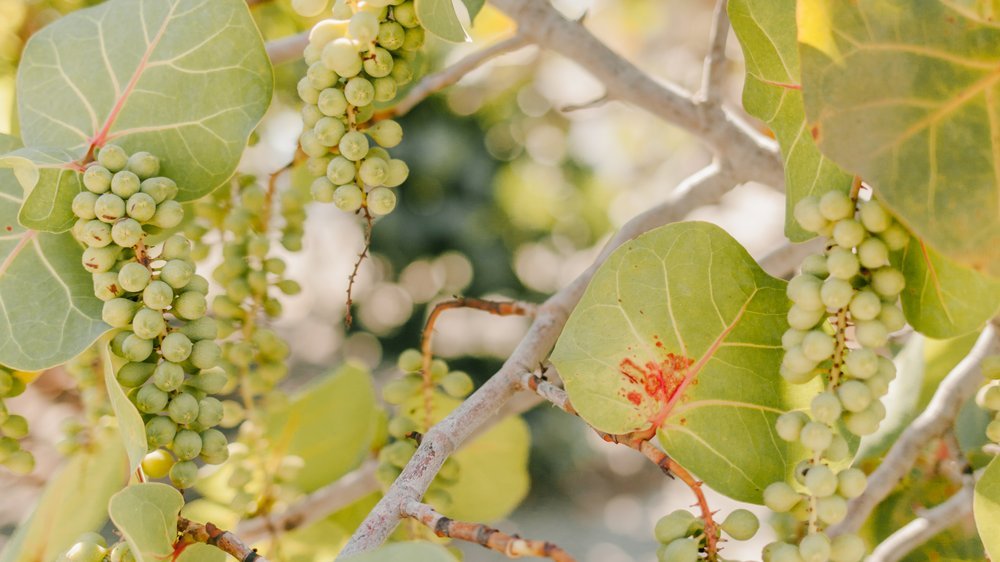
<box><xmin>617</xmin><ymin>353</ymin><xmax>695</xmax><ymax>430</ymax></box>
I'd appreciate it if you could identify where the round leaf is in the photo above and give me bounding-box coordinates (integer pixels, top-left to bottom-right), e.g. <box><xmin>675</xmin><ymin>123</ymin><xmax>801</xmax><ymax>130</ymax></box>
<box><xmin>109</xmin><ymin>483</ymin><xmax>185</xmax><ymax>562</ymax></box>
<box><xmin>975</xmin><ymin>456</ymin><xmax>1000</xmax><ymax>560</ymax></box>
<box><xmin>16</xmin><ymin>0</ymin><xmax>273</xmax><ymax>202</ymax></box>
<box><xmin>551</xmin><ymin>221</ymin><xmax>800</xmax><ymax>503</ymax></box>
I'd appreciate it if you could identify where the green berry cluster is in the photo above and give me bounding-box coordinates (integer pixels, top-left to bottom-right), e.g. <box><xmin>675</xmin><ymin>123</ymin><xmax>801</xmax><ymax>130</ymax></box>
<box><xmin>761</xmin><ymin>191</ymin><xmax>908</xmax><ymax>562</ymax></box>
<box><xmin>186</xmin><ymin>174</ymin><xmax>306</xmax><ymax>519</ymax></box>
<box><xmin>298</xmin><ymin>1</ymin><xmax>418</xmax><ymax>216</ymax></box>
<box><xmin>0</xmin><ymin>366</ymin><xmax>32</xmax><ymax>474</ymax></box>
<box><xmin>375</xmin><ymin>349</ymin><xmax>474</xmax><ymax>509</ymax></box>
<box><xmin>977</xmin><ymin>356</ymin><xmax>1000</xmax><ymax>443</ymax></box>
<box><xmin>56</xmin><ymin>532</ymin><xmax>134</xmax><ymax>562</ymax></box>
<box><xmin>70</xmin><ymin>145</ymin><xmax>229</xmax><ymax>488</ymax></box>
<box><xmin>653</xmin><ymin>508</ymin><xmax>759</xmax><ymax>561</ymax></box>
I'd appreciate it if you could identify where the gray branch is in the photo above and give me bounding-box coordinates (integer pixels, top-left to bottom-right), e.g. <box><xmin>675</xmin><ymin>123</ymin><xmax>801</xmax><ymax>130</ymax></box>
<box><xmin>867</xmin><ymin>473</ymin><xmax>978</xmax><ymax>562</ymax></box>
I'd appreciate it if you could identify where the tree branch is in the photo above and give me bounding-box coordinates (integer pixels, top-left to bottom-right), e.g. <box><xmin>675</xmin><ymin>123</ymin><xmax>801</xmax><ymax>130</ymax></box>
<box><xmin>236</xmin><ymin>460</ymin><xmax>379</xmax><ymax>544</ymax></box>
<box><xmin>699</xmin><ymin>0</ymin><xmax>731</xmax><ymax>104</ymax></box>
<box><xmin>338</xmin><ymin>164</ymin><xmax>739</xmax><ymax>557</ymax></box>
<box><xmin>758</xmin><ymin>238</ymin><xmax>824</xmax><ymax>279</ymax></box>
<box><xmin>867</xmin><ymin>474</ymin><xmax>977</xmax><ymax>562</ymax></box>
<box><xmin>401</xmin><ymin>500</ymin><xmax>576</xmax><ymax>561</ymax></box>
<box><xmin>486</xmin><ymin>0</ymin><xmax>783</xmax><ymax>188</ymax></box>
<box><xmin>830</xmin><ymin>323</ymin><xmax>999</xmax><ymax>536</ymax></box>
<box><xmin>266</xmin><ymin>32</ymin><xmax>309</xmax><ymax>67</ymax></box>
<box><xmin>177</xmin><ymin>517</ymin><xmax>268</xmax><ymax>562</ymax></box>
<box><xmin>377</xmin><ymin>34</ymin><xmax>531</xmax><ymax>120</ymax></box>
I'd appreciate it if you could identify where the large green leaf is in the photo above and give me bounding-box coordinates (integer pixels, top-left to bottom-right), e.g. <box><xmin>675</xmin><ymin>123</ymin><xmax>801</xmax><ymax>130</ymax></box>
<box><xmin>16</xmin><ymin>0</ymin><xmax>272</xmax><ymax>214</ymax></box>
<box><xmin>343</xmin><ymin>541</ymin><xmax>458</xmax><ymax>562</ymax></box>
<box><xmin>0</xmin><ymin>136</ymin><xmax>107</xmax><ymax>370</ymax></box>
<box><xmin>899</xmin><ymin>236</ymin><xmax>1000</xmax><ymax>338</ymax></box>
<box><xmin>0</xmin><ymin>147</ymin><xmax>83</xmax><ymax>232</ymax></box>
<box><xmin>975</xmin><ymin>456</ymin><xmax>1000</xmax><ymax>560</ymax></box>
<box><xmin>264</xmin><ymin>362</ymin><xmax>378</xmax><ymax>492</ymax></box>
<box><xmin>729</xmin><ymin>0</ymin><xmax>853</xmax><ymax>242</ymax></box>
<box><xmin>0</xmin><ymin>426</ymin><xmax>128</xmax><ymax>562</ymax></box>
<box><xmin>798</xmin><ymin>0</ymin><xmax>1000</xmax><ymax>276</ymax></box>
<box><xmin>103</xmin><ymin>340</ymin><xmax>150</xmax><ymax>474</ymax></box>
<box><xmin>109</xmin><ymin>483</ymin><xmax>184</xmax><ymax>562</ymax></box>
<box><xmin>401</xmin><ymin>393</ymin><xmax>531</xmax><ymax>522</ymax></box>
<box><xmin>415</xmin><ymin>0</ymin><xmax>469</xmax><ymax>42</ymax></box>
<box><xmin>551</xmin><ymin>221</ymin><xmax>799</xmax><ymax>503</ymax></box>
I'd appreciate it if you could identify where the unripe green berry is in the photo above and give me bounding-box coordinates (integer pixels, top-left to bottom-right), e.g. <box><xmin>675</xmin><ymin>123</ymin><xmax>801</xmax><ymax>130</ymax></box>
<box><xmin>147</xmin><ymin>201</ymin><xmax>182</xmax><ymax>230</ymax></box>
<box><xmin>878</xmin><ymin>303</ymin><xmax>906</xmax><ymax>332</ymax></box>
<box><xmin>315</xmin><ymin>117</ymin><xmax>347</xmax><ymax>147</ymax></box>
<box><xmin>871</xmin><ymin>267</ymin><xmax>905</xmax><ymax>298</ymax></box>
<box><xmin>196</xmin><ymin>396</ymin><xmax>224</xmax><ymax>428</ymax></box>
<box><xmin>140</xmin><ymin>177</ymin><xmax>178</xmax><ymax>204</ymax></box>
<box><xmin>98</xmin><ymin>144</ymin><xmax>128</xmax><ymax>172</ymax></box>
<box><xmin>145</xmin><ymin>415</ymin><xmax>177</xmax><ymax>447</ymax></box>
<box><xmin>858</xmin><ymin>199</ymin><xmax>891</xmax><ymax>233</ymax></box>
<box><xmin>111</xmin><ymin>170</ymin><xmax>141</xmax><ymax>198</ymax></box>
<box><xmin>173</xmin><ymin>291</ymin><xmax>207</xmax><ymax>320</ymax></box>
<box><xmin>799</xmin><ymin>533</ymin><xmax>831</xmax><ymax>562</ymax></box>
<box><xmin>367</xmin><ymin>186</ymin><xmax>396</xmax><ymax>216</ymax></box>
<box><xmin>327</xmin><ymin>156</ymin><xmax>356</xmax><ymax>185</ymax></box>
<box><xmin>363</xmin><ymin>47</ymin><xmax>394</xmax><ymax>78</ymax></box>
<box><xmin>390</xmin><ymin>57</ymin><xmax>413</xmax><ymax>85</ymax></box>
<box><xmin>132</xmin><ymin>307</ymin><xmax>166</xmax><ymax>340</ymax></box>
<box><xmin>800</xmin><ymin>421</ymin><xmax>833</xmax><ymax>451</ymax></box>
<box><xmin>804</xmin><ymin>464</ymin><xmax>838</xmax><ymax>497</ymax></box>
<box><xmin>880</xmin><ymin>223</ymin><xmax>910</xmax><ymax>251</ymax></box>
<box><xmin>111</xmin><ymin>218</ymin><xmax>144</xmax><ymax>247</ymax></box>
<box><xmin>94</xmin><ymin>193</ymin><xmax>126</xmax><ymax>223</ymax></box>
<box><xmin>172</xmin><ymin>429</ymin><xmax>202</xmax><ymax>461</ymax></box>
<box><xmin>787</xmin><ymin>274</ymin><xmax>824</xmax><ymax>310</ymax></box>
<box><xmin>126</xmin><ymin>152</ymin><xmax>160</xmax><ymax>179</ymax></box>
<box><xmin>801</xmin><ymin>330</ymin><xmax>835</xmax><ymax>362</ymax></box>
<box><xmin>832</xmin><ymin>218</ymin><xmax>866</xmax><ymax>249</ymax></box>
<box><xmin>339</xmin><ymin>131</ymin><xmax>369</xmax><ymax>161</ymax></box>
<box><xmin>844</xmin><ymin>348</ymin><xmax>879</xmax><ymax>379</ymax></box>
<box><xmin>116</xmin><ymin>361</ymin><xmax>155</xmax><ymax>387</ymax></box>
<box><xmin>829</xmin><ymin>534</ymin><xmax>866</xmax><ymax>562</ymax></box>
<box><xmin>1</xmin><ymin>415</ymin><xmax>28</xmax><ymax>439</ymax></box>
<box><xmin>402</xmin><ymin>26</ymin><xmax>425</xmax><ymax>50</ymax></box>
<box><xmin>102</xmin><ymin>298</ymin><xmax>138</xmax><ymax>327</ymax></box>
<box><xmin>858</xmin><ymin>237</ymin><xmax>890</xmax><ymax>269</ymax></box>
<box><xmin>311</xmin><ymin>177</ymin><xmax>336</xmax><ymax>202</ymax></box>
<box><xmin>373</xmin><ymin>77</ymin><xmax>398</xmax><ymax>102</ymax></box>
<box><xmin>80</xmin><ymin>220</ymin><xmax>113</xmax><ymax>248</ymax></box>
<box><xmin>136</xmin><ymin>384</ymin><xmax>169</xmax><ymax>413</ymax></box>
<box><xmin>142</xmin><ymin>280</ymin><xmax>174</xmax><ymax>310</ymax></box>
<box><xmin>126</xmin><ymin>192</ymin><xmax>157</xmax><ymax>222</ymax></box>
<box><xmin>359</xmin><ymin>157</ymin><xmax>389</xmax><ymax>186</ymax></box>
<box><xmin>153</xmin><ymin>361</ymin><xmax>185</xmax><ymax>392</ymax></box>
<box><xmin>167</xmin><ymin>392</ymin><xmax>199</xmax><ymax>425</ymax></box>
<box><xmin>72</xmin><ymin>191</ymin><xmax>99</xmax><ymax>220</ymax></box>
<box><xmin>811</xmin><ymin>392</ymin><xmax>842</xmax><ymax>425</ymax></box>
<box><xmin>819</xmin><ymin>190</ymin><xmax>854</xmax><ymax>221</ymax></box>
<box><xmin>345</xmin><ymin>76</ymin><xmax>375</xmax><ymax>107</ymax></box>
<box><xmin>816</xmin><ymin>494</ymin><xmax>848</xmax><ymax>525</ymax></box>
<box><xmin>378</xmin><ymin>21</ymin><xmax>405</xmax><ymax>49</ymax></box>
<box><xmin>83</xmin><ymin>166</ymin><xmax>113</xmax><ymax>193</ymax></box>
<box><xmin>821</xmin><ymin>277</ymin><xmax>854</xmax><ymax>310</ymax></box>
<box><xmin>855</xmin><ymin>319</ymin><xmax>889</xmax><ymax>348</ymax></box>
<box><xmin>837</xmin><ymin>468</ymin><xmax>867</xmax><ymax>498</ymax></box>
<box><xmin>169</xmin><ymin>459</ymin><xmax>198</xmax><ymax>488</ymax></box>
<box><xmin>162</xmin><ymin>332</ymin><xmax>193</xmax><ymax>363</ymax></box>
<box><xmin>826</xmin><ymin>247</ymin><xmax>859</xmax><ymax>280</ymax></box>
<box><xmin>721</xmin><ymin>508</ymin><xmax>759</xmax><ymax>540</ymax></box>
<box><xmin>441</xmin><ymin>371</ymin><xmax>474</xmax><ymax>397</ymax></box>
<box><xmin>848</xmin><ymin>290</ymin><xmax>881</xmax><ymax>321</ymax></box>
<box><xmin>160</xmin><ymin>259</ymin><xmax>194</xmax><ymax>289</ymax></box>
<box><xmin>322</xmin><ymin>38</ymin><xmax>363</xmax><ymax>78</ymax></box>
<box><xmin>775</xmin><ymin>411</ymin><xmax>807</xmax><ymax>442</ymax></box>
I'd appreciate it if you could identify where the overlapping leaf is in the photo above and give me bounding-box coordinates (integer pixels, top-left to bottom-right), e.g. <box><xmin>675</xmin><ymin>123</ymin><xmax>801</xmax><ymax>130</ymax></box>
<box><xmin>551</xmin><ymin>222</ymin><xmax>800</xmax><ymax>503</ymax></box>
<box><xmin>109</xmin><ymin>483</ymin><xmax>185</xmax><ymax>562</ymax></box>
<box><xmin>898</xmin><ymin>236</ymin><xmax>1000</xmax><ymax>338</ymax></box>
<box><xmin>0</xmin><ymin>426</ymin><xmax>128</xmax><ymax>562</ymax></box>
<box><xmin>0</xmin><ymin>147</ymin><xmax>83</xmax><ymax>232</ymax></box>
<box><xmin>103</xmin><ymin>341</ymin><xmax>150</xmax><ymax>474</ymax></box>
<box><xmin>16</xmin><ymin>0</ymin><xmax>272</xmax><ymax>225</ymax></box>
<box><xmin>975</xmin><ymin>456</ymin><xmax>1000</xmax><ymax>560</ymax></box>
<box><xmin>0</xmin><ymin>135</ymin><xmax>107</xmax><ymax>370</ymax></box>
<box><xmin>415</xmin><ymin>0</ymin><xmax>469</xmax><ymax>42</ymax></box>
<box><xmin>729</xmin><ymin>0</ymin><xmax>852</xmax><ymax>241</ymax></box>
<box><xmin>798</xmin><ymin>0</ymin><xmax>1000</xmax><ymax>276</ymax></box>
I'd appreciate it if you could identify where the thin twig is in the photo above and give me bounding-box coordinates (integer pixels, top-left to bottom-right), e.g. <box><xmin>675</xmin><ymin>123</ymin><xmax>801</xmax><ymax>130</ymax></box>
<box><xmin>867</xmin><ymin>473</ymin><xmax>977</xmax><ymax>562</ymax></box>
<box><xmin>486</xmin><ymin>0</ymin><xmax>783</xmax><ymax>188</ymax></box>
<box><xmin>402</xmin><ymin>500</ymin><xmax>576</xmax><ymax>562</ymax></box>
<box><xmin>338</xmin><ymin>164</ymin><xmax>738</xmax><ymax>557</ymax></box>
<box><xmin>831</xmin><ymin>323</ymin><xmax>999</xmax><ymax>536</ymax></box>
<box><xmin>177</xmin><ymin>517</ymin><xmax>268</xmax><ymax>562</ymax></box>
<box><xmin>420</xmin><ymin>298</ymin><xmax>536</xmax><ymax>429</ymax></box>
<box><xmin>266</xmin><ymin>32</ymin><xmax>309</xmax><ymax>66</ymax></box>
<box><xmin>520</xmin><ymin>372</ymin><xmax>721</xmax><ymax>558</ymax></box>
<box><xmin>699</xmin><ymin>0</ymin><xmax>731</xmax><ymax>104</ymax></box>
<box><xmin>757</xmin><ymin>238</ymin><xmax>824</xmax><ymax>279</ymax></box>
<box><xmin>236</xmin><ymin>460</ymin><xmax>379</xmax><ymax>544</ymax></box>
<box><xmin>344</xmin><ymin>207</ymin><xmax>373</xmax><ymax>328</ymax></box>
<box><xmin>374</xmin><ymin>34</ymin><xmax>531</xmax><ymax>121</ymax></box>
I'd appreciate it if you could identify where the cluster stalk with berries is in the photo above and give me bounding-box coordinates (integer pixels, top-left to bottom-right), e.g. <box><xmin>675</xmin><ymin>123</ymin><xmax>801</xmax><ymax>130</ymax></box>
<box><xmin>70</xmin><ymin>144</ymin><xmax>229</xmax><ymax>488</ymax></box>
<box><xmin>759</xmin><ymin>187</ymin><xmax>909</xmax><ymax>562</ymax></box>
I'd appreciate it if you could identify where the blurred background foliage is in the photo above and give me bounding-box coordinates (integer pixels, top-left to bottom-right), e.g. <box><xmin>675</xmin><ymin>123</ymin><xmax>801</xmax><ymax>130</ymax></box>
<box><xmin>0</xmin><ymin>1</ymin><xmax>805</xmax><ymax>560</ymax></box>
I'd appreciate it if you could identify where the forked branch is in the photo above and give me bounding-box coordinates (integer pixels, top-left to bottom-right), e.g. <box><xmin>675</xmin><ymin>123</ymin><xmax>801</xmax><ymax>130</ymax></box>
<box><xmin>177</xmin><ymin>517</ymin><xmax>268</xmax><ymax>562</ymax></box>
<box><xmin>402</xmin><ymin>500</ymin><xmax>576</xmax><ymax>562</ymax></box>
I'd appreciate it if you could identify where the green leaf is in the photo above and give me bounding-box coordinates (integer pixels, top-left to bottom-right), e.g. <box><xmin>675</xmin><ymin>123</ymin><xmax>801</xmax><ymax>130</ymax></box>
<box><xmin>109</xmin><ymin>483</ymin><xmax>184</xmax><ymax>562</ymax></box>
<box><xmin>0</xmin><ymin>144</ymin><xmax>107</xmax><ymax>370</ymax></box>
<box><xmin>459</xmin><ymin>0</ymin><xmax>485</xmax><ymax>21</ymax></box>
<box><xmin>265</xmin><ymin>362</ymin><xmax>378</xmax><ymax>492</ymax></box>
<box><xmin>16</xmin><ymin>0</ymin><xmax>273</xmax><ymax>205</ymax></box>
<box><xmin>343</xmin><ymin>541</ymin><xmax>458</xmax><ymax>562</ymax></box>
<box><xmin>0</xmin><ymin>426</ymin><xmax>128</xmax><ymax>562</ymax></box>
<box><xmin>798</xmin><ymin>0</ymin><xmax>1000</xmax><ymax>276</ymax></box>
<box><xmin>899</xmin><ymin>236</ymin><xmax>1000</xmax><ymax>338</ymax></box>
<box><xmin>551</xmin><ymin>221</ymin><xmax>801</xmax><ymax>503</ymax></box>
<box><xmin>729</xmin><ymin>0</ymin><xmax>852</xmax><ymax>242</ymax></box>
<box><xmin>0</xmin><ymin>147</ymin><xmax>83</xmax><ymax>232</ymax></box>
<box><xmin>415</xmin><ymin>0</ymin><xmax>469</xmax><ymax>42</ymax></box>
<box><xmin>975</xmin><ymin>456</ymin><xmax>1000</xmax><ymax>560</ymax></box>
<box><xmin>103</xmin><ymin>340</ymin><xmax>150</xmax><ymax>474</ymax></box>
<box><xmin>401</xmin><ymin>393</ymin><xmax>531</xmax><ymax>522</ymax></box>
<box><xmin>176</xmin><ymin>544</ymin><xmax>226</xmax><ymax>562</ymax></box>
